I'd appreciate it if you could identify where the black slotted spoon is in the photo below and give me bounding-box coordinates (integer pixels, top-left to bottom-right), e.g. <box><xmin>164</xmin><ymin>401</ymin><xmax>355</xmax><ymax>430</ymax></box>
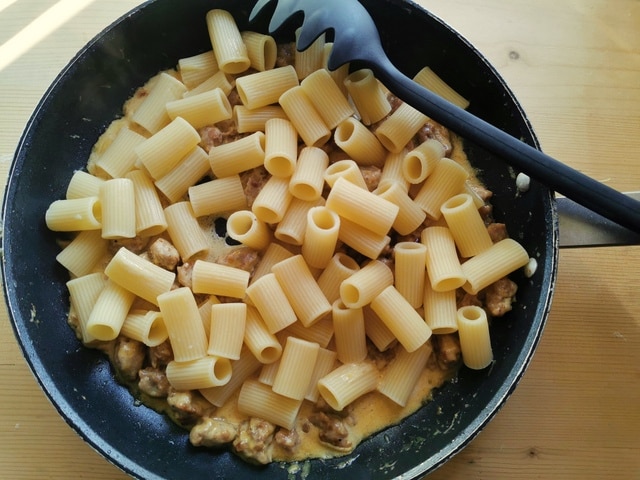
<box><xmin>250</xmin><ymin>0</ymin><xmax>640</xmax><ymax>234</ymax></box>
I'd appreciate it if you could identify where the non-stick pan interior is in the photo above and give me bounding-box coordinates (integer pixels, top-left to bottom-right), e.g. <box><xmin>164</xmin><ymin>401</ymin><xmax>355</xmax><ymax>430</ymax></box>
<box><xmin>2</xmin><ymin>0</ymin><xmax>557</xmax><ymax>478</ymax></box>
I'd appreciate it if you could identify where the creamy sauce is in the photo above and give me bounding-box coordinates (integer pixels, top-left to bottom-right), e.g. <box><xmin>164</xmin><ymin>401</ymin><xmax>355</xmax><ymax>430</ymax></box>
<box><xmin>67</xmin><ymin>63</ymin><xmax>483</xmax><ymax>464</ymax></box>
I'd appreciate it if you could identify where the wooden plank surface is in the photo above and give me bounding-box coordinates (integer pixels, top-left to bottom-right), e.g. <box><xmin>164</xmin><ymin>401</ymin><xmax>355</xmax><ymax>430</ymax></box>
<box><xmin>0</xmin><ymin>1</ymin><xmax>638</xmax><ymax>478</ymax></box>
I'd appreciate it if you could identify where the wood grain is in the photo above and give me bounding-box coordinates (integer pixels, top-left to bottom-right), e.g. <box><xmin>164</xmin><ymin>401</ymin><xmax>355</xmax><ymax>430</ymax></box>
<box><xmin>0</xmin><ymin>1</ymin><xmax>638</xmax><ymax>479</ymax></box>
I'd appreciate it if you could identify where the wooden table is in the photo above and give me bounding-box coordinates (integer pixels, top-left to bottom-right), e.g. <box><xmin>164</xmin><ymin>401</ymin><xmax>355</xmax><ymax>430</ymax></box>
<box><xmin>1</xmin><ymin>1</ymin><xmax>638</xmax><ymax>478</ymax></box>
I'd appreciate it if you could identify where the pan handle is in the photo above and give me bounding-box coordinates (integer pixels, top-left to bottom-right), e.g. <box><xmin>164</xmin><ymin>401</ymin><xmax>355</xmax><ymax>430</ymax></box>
<box><xmin>558</xmin><ymin>192</ymin><xmax>640</xmax><ymax>248</ymax></box>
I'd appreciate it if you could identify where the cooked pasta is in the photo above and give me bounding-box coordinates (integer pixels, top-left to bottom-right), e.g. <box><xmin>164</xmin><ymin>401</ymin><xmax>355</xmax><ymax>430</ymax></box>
<box><xmin>207</xmin><ymin>303</ymin><xmax>247</xmax><ymax>360</ymax></box>
<box><xmin>301</xmin><ymin>206</ymin><xmax>340</xmax><ymax>269</ymax></box>
<box><xmin>461</xmin><ymin>238</ymin><xmax>530</xmax><ymax>294</ymax></box>
<box><xmin>402</xmin><ymin>138</ymin><xmax>446</xmax><ymax>184</ymax></box>
<box><xmin>271</xmin><ymin>255</ymin><xmax>332</xmax><ymax>327</ymax></box>
<box><xmin>316</xmin><ymin>252</ymin><xmax>360</xmax><ymax>304</ymax></box>
<box><xmin>66</xmin><ymin>272</ymin><xmax>107</xmax><ymax>344</ymax></box>
<box><xmin>440</xmin><ymin>193</ymin><xmax>493</xmax><ymax>258</ymax></box>
<box><xmin>85</xmin><ymin>279</ymin><xmax>136</xmax><ymax>341</ymax></box>
<box><xmin>199</xmin><ymin>346</ymin><xmax>261</xmax><ymax>407</ymax></box>
<box><xmin>370</xmin><ymin>285</ymin><xmax>432</xmax><ymax>352</ymax></box>
<box><xmin>45</xmin><ymin>197</ymin><xmax>101</xmax><ymax>232</ymax></box>
<box><xmin>131</xmin><ymin>72</ymin><xmax>187</xmax><ymax>134</ymax></box>
<box><xmin>264</xmin><ymin>118</ymin><xmax>298</xmax><ymax>178</ymax></box>
<box><xmin>235</xmin><ymin>65</ymin><xmax>299</xmax><ymax>110</ymax></box>
<box><xmin>423</xmin><ymin>280</ymin><xmax>458</xmax><ymax>334</ymax></box>
<box><xmin>272</xmin><ymin>336</ymin><xmax>320</xmax><ymax>401</ymax></box>
<box><xmin>245</xmin><ymin>273</ymin><xmax>297</xmax><ymax>334</ymax></box>
<box><xmin>332</xmin><ymin>300</ymin><xmax>367</xmax><ymax>364</ymax></box>
<box><xmin>165</xmin><ymin>88</ymin><xmax>232</xmax><ymax>129</ymax></box>
<box><xmin>241</xmin><ymin>31</ymin><xmax>277</xmax><ymax>72</ymax></box>
<box><xmin>375</xmin><ymin>102</ymin><xmax>428</xmax><ymax>153</ymax></box>
<box><xmin>294</xmin><ymin>29</ymin><xmax>325</xmax><ymax>79</ymax></box>
<box><xmin>317</xmin><ymin>362</ymin><xmax>379</xmax><ymax>411</ymax></box>
<box><xmin>374</xmin><ymin>181</ymin><xmax>426</xmax><ymax>236</ymax></box>
<box><xmin>326</xmin><ymin>177</ymin><xmax>399</xmax><ymax>237</ymax></box>
<box><xmin>378</xmin><ymin>343</ymin><xmax>432</xmax><ymax>407</ymax></box>
<box><xmin>344</xmin><ymin>68</ymin><xmax>391</xmax><ymax>125</ymax></box>
<box><xmin>334</xmin><ymin>117</ymin><xmax>386</xmax><ymax>167</ymax></box>
<box><xmin>154</xmin><ymin>146</ymin><xmax>211</xmax><ymax>204</ymax></box>
<box><xmin>164</xmin><ymin>201</ymin><xmax>210</xmax><ymax>260</ymax></box>
<box><xmin>126</xmin><ymin>169</ymin><xmax>167</xmax><ymax>237</ymax></box>
<box><xmin>188</xmin><ymin>175</ymin><xmax>247</xmax><ymax>217</ymax></box>
<box><xmin>157</xmin><ymin>287</ymin><xmax>209</xmax><ymax>362</ymax></box>
<box><xmin>340</xmin><ymin>260</ymin><xmax>394</xmax><ymax>309</ymax></box>
<box><xmin>178</xmin><ymin>50</ymin><xmax>219</xmax><ymax>89</ymax></box>
<box><xmin>243</xmin><ymin>305</ymin><xmax>283</xmax><ymax>364</ymax></box>
<box><xmin>421</xmin><ymin>226</ymin><xmax>466</xmax><ymax>292</ymax></box>
<box><xmin>209</xmin><ymin>131</ymin><xmax>265</xmax><ymax>178</ymax></box>
<box><xmin>237</xmin><ymin>379</ymin><xmax>302</xmax><ymax>430</ymax></box>
<box><xmin>134</xmin><ymin>117</ymin><xmax>201</xmax><ymax>180</ymax></box>
<box><xmin>413</xmin><ymin>66</ymin><xmax>470</xmax><ymax>110</ymax></box>
<box><xmin>279</xmin><ymin>86</ymin><xmax>331</xmax><ymax>147</ymax></box>
<box><xmin>47</xmin><ymin>16</ymin><xmax>530</xmax><ymax>467</ymax></box>
<box><xmin>56</xmin><ymin>230</ymin><xmax>107</xmax><ymax>278</ymax></box>
<box><xmin>192</xmin><ymin>259</ymin><xmax>250</xmax><ymax>299</ymax></box>
<box><xmin>274</xmin><ymin>197</ymin><xmax>323</xmax><ymax>246</ymax></box>
<box><xmin>94</xmin><ymin>127</ymin><xmax>146</xmax><ymax>179</ymax></box>
<box><xmin>456</xmin><ymin>305</ymin><xmax>493</xmax><ymax>370</ymax></box>
<box><xmin>394</xmin><ymin>242</ymin><xmax>427</xmax><ymax>308</ymax></box>
<box><xmin>234</xmin><ymin>105</ymin><xmax>288</xmax><ymax>133</ymax></box>
<box><xmin>289</xmin><ymin>146</ymin><xmax>329</xmax><ymax>201</ymax></box>
<box><xmin>166</xmin><ymin>355</ymin><xmax>233</xmax><ymax>390</ymax></box>
<box><xmin>226</xmin><ymin>210</ymin><xmax>272</xmax><ymax>251</ymax></box>
<box><xmin>205</xmin><ymin>9</ymin><xmax>250</xmax><ymax>74</ymax></box>
<box><xmin>251</xmin><ymin>174</ymin><xmax>293</xmax><ymax>224</ymax></box>
<box><xmin>323</xmin><ymin>159</ymin><xmax>368</xmax><ymax>190</ymax></box>
<box><xmin>413</xmin><ymin>157</ymin><xmax>469</xmax><ymax>219</ymax></box>
<box><xmin>121</xmin><ymin>310</ymin><xmax>168</xmax><ymax>347</ymax></box>
<box><xmin>300</xmin><ymin>68</ymin><xmax>354</xmax><ymax>130</ymax></box>
<box><xmin>104</xmin><ymin>246</ymin><xmax>175</xmax><ymax>306</ymax></box>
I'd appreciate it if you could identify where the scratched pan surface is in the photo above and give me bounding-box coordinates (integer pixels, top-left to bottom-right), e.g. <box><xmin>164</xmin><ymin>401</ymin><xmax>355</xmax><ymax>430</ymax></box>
<box><xmin>2</xmin><ymin>0</ymin><xmax>557</xmax><ymax>478</ymax></box>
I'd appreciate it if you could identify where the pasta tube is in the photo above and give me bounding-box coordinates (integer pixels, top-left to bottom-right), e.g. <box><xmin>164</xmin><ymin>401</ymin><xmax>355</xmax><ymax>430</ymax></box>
<box><xmin>104</xmin><ymin>246</ymin><xmax>175</xmax><ymax>306</ymax></box>
<box><xmin>461</xmin><ymin>238</ymin><xmax>530</xmax><ymax>294</ymax></box>
<box><xmin>301</xmin><ymin>206</ymin><xmax>340</xmax><ymax>269</ymax></box>
<box><xmin>340</xmin><ymin>260</ymin><xmax>394</xmax><ymax>309</ymax></box>
<box><xmin>421</xmin><ymin>226</ymin><xmax>466</xmax><ymax>292</ymax></box>
<box><xmin>332</xmin><ymin>300</ymin><xmax>367</xmax><ymax>364</ymax></box>
<box><xmin>200</xmin><ymin>347</ymin><xmax>261</xmax><ymax>407</ymax></box>
<box><xmin>394</xmin><ymin>242</ymin><xmax>427</xmax><ymax>308</ymax></box>
<box><xmin>326</xmin><ymin>177</ymin><xmax>399</xmax><ymax>237</ymax></box>
<box><xmin>344</xmin><ymin>69</ymin><xmax>391</xmax><ymax>125</ymax></box>
<box><xmin>440</xmin><ymin>193</ymin><xmax>493</xmax><ymax>258</ymax></box>
<box><xmin>370</xmin><ymin>285</ymin><xmax>432</xmax><ymax>352</ymax></box>
<box><xmin>45</xmin><ymin>197</ymin><xmax>101</xmax><ymax>232</ymax></box>
<box><xmin>457</xmin><ymin>305</ymin><xmax>493</xmax><ymax>370</ymax></box>
<box><xmin>264</xmin><ymin>118</ymin><xmax>298</xmax><ymax>178</ymax></box>
<box><xmin>237</xmin><ymin>379</ymin><xmax>302</xmax><ymax>430</ymax></box>
<box><xmin>157</xmin><ymin>287</ymin><xmax>208</xmax><ymax>362</ymax></box>
<box><xmin>205</xmin><ymin>9</ymin><xmax>250</xmax><ymax>74</ymax></box>
<box><xmin>166</xmin><ymin>356</ymin><xmax>232</xmax><ymax>390</ymax></box>
<box><xmin>378</xmin><ymin>343</ymin><xmax>432</xmax><ymax>407</ymax></box>
<box><xmin>272</xmin><ymin>336</ymin><xmax>320</xmax><ymax>401</ymax></box>
<box><xmin>271</xmin><ymin>255</ymin><xmax>332</xmax><ymax>327</ymax></box>
<box><xmin>334</xmin><ymin>117</ymin><xmax>386</xmax><ymax>167</ymax></box>
<box><xmin>207</xmin><ymin>303</ymin><xmax>246</xmax><ymax>360</ymax></box>
<box><xmin>317</xmin><ymin>362</ymin><xmax>379</xmax><ymax>411</ymax></box>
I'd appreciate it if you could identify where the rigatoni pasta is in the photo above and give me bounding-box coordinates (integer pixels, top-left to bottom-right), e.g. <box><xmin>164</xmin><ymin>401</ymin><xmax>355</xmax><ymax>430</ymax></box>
<box><xmin>46</xmin><ymin>17</ymin><xmax>532</xmax><ymax>467</ymax></box>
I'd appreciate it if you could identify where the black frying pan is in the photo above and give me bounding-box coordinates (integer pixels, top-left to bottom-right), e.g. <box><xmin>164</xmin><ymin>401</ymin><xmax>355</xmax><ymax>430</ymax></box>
<box><xmin>1</xmin><ymin>0</ymin><xmax>557</xmax><ymax>478</ymax></box>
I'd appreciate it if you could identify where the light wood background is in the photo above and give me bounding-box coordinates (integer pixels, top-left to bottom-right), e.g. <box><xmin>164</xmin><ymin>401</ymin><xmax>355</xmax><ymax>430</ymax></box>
<box><xmin>0</xmin><ymin>0</ymin><xmax>638</xmax><ymax>478</ymax></box>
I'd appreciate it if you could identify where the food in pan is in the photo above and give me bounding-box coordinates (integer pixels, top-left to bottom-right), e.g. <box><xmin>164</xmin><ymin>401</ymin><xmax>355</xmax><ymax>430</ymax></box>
<box><xmin>45</xmin><ymin>8</ymin><xmax>530</xmax><ymax>465</ymax></box>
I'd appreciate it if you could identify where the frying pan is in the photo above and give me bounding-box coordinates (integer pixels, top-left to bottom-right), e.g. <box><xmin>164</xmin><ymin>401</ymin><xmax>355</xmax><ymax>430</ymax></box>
<box><xmin>1</xmin><ymin>0</ymin><xmax>557</xmax><ymax>478</ymax></box>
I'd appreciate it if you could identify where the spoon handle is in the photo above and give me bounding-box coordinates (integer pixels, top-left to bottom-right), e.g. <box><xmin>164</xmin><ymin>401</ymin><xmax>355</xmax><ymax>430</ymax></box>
<box><xmin>370</xmin><ymin>58</ymin><xmax>640</xmax><ymax>234</ymax></box>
